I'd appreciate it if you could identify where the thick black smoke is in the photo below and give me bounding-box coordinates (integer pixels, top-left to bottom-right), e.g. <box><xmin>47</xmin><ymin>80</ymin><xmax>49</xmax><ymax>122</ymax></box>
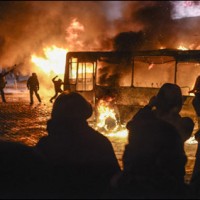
<box><xmin>112</xmin><ymin>1</ymin><xmax>200</xmax><ymax>50</ymax></box>
<box><xmin>113</xmin><ymin>31</ymin><xmax>144</xmax><ymax>51</ymax></box>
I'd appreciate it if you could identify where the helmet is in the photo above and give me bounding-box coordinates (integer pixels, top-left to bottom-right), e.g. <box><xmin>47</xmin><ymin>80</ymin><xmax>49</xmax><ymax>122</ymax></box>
<box><xmin>51</xmin><ymin>91</ymin><xmax>93</xmax><ymax>120</ymax></box>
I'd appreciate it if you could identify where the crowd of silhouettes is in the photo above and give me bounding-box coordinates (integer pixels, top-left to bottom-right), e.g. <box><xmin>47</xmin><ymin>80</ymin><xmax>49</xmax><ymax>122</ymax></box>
<box><xmin>2</xmin><ymin>82</ymin><xmax>200</xmax><ymax>198</ymax></box>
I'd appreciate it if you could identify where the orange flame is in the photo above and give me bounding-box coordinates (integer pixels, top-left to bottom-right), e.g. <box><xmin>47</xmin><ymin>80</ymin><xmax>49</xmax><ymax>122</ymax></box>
<box><xmin>96</xmin><ymin>99</ymin><xmax>119</xmax><ymax>132</ymax></box>
<box><xmin>177</xmin><ymin>45</ymin><xmax>188</xmax><ymax>50</ymax></box>
<box><xmin>31</xmin><ymin>45</ymin><xmax>68</xmax><ymax>75</ymax></box>
<box><xmin>65</xmin><ymin>18</ymin><xmax>85</xmax><ymax>50</ymax></box>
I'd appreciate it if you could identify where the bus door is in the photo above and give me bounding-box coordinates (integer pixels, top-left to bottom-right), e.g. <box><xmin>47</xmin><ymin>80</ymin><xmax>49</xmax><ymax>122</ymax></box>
<box><xmin>66</xmin><ymin>55</ymin><xmax>96</xmax><ymax>121</ymax></box>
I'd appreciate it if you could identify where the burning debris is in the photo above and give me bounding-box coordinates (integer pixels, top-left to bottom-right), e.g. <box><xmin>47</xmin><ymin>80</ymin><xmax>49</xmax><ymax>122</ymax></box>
<box><xmin>96</xmin><ymin>95</ymin><xmax>120</xmax><ymax>133</ymax></box>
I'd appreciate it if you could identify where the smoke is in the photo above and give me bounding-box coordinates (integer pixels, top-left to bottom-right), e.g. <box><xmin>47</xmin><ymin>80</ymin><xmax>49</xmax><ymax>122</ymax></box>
<box><xmin>111</xmin><ymin>1</ymin><xmax>200</xmax><ymax>50</ymax></box>
<box><xmin>171</xmin><ymin>1</ymin><xmax>200</xmax><ymax>19</ymax></box>
<box><xmin>1</xmin><ymin>1</ymin><xmax>200</xmax><ymax>72</ymax></box>
<box><xmin>0</xmin><ymin>1</ymin><xmax>112</xmax><ymax>70</ymax></box>
<box><xmin>113</xmin><ymin>31</ymin><xmax>144</xmax><ymax>51</ymax></box>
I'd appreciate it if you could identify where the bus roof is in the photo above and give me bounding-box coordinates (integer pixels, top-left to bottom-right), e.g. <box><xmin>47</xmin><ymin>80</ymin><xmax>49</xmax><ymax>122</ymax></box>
<box><xmin>66</xmin><ymin>49</ymin><xmax>200</xmax><ymax>63</ymax></box>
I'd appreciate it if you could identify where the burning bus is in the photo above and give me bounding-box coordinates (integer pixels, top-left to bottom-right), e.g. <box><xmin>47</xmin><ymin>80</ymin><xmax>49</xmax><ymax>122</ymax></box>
<box><xmin>63</xmin><ymin>49</ymin><xmax>200</xmax><ymax>132</ymax></box>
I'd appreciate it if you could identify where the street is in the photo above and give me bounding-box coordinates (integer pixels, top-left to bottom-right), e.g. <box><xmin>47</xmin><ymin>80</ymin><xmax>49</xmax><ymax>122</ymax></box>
<box><xmin>0</xmin><ymin>90</ymin><xmax>197</xmax><ymax>183</ymax></box>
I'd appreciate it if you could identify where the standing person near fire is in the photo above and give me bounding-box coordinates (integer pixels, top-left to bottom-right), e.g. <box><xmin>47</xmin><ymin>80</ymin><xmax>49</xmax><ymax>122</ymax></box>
<box><xmin>27</xmin><ymin>73</ymin><xmax>41</xmax><ymax>105</ymax></box>
<box><xmin>189</xmin><ymin>75</ymin><xmax>200</xmax><ymax>128</ymax></box>
<box><xmin>49</xmin><ymin>75</ymin><xmax>64</xmax><ymax>103</ymax></box>
<box><xmin>0</xmin><ymin>67</ymin><xmax>15</xmax><ymax>103</ymax></box>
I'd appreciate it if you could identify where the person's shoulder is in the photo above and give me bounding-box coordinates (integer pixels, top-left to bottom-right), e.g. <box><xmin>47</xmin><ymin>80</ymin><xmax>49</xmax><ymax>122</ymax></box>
<box><xmin>88</xmin><ymin>126</ymin><xmax>111</xmax><ymax>142</ymax></box>
<box><xmin>35</xmin><ymin>136</ymin><xmax>49</xmax><ymax>148</ymax></box>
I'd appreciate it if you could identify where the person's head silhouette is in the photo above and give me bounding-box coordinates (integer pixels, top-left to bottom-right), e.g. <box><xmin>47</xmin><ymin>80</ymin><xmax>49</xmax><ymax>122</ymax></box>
<box><xmin>51</xmin><ymin>91</ymin><xmax>93</xmax><ymax>121</ymax></box>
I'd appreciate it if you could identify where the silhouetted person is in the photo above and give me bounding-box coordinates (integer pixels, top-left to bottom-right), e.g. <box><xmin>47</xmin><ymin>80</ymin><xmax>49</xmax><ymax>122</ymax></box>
<box><xmin>0</xmin><ymin>140</ymin><xmax>53</xmax><ymax>198</ymax></box>
<box><xmin>181</xmin><ymin>117</ymin><xmax>195</xmax><ymax>143</ymax></box>
<box><xmin>189</xmin><ymin>75</ymin><xmax>200</xmax><ymax>128</ymax></box>
<box><xmin>188</xmin><ymin>127</ymin><xmax>200</xmax><ymax>199</ymax></box>
<box><xmin>109</xmin><ymin>118</ymin><xmax>188</xmax><ymax>199</ymax></box>
<box><xmin>50</xmin><ymin>75</ymin><xmax>64</xmax><ymax>103</ymax></box>
<box><xmin>107</xmin><ymin>83</ymin><xmax>192</xmax><ymax>198</ymax></box>
<box><xmin>191</xmin><ymin>129</ymin><xmax>200</xmax><ymax>181</ymax></box>
<box><xmin>27</xmin><ymin>73</ymin><xmax>41</xmax><ymax>105</ymax></box>
<box><xmin>147</xmin><ymin>83</ymin><xmax>194</xmax><ymax>144</ymax></box>
<box><xmin>34</xmin><ymin>91</ymin><xmax>121</xmax><ymax>198</ymax></box>
<box><xmin>0</xmin><ymin>68</ymin><xmax>14</xmax><ymax>103</ymax></box>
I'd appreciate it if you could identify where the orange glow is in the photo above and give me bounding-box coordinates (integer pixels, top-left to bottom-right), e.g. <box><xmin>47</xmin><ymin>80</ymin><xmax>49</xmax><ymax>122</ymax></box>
<box><xmin>148</xmin><ymin>63</ymin><xmax>154</xmax><ymax>70</ymax></box>
<box><xmin>78</xmin><ymin>63</ymin><xmax>94</xmax><ymax>74</ymax></box>
<box><xmin>177</xmin><ymin>45</ymin><xmax>188</xmax><ymax>50</ymax></box>
<box><xmin>96</xmin><ymin>99</ymin><xmax>120</xmax><ymax>132</ymax></box>
<box><xmin>65</xmin><ymin>18</ymin><xmax>85</xmax><ymax>50</ymax></box>
<box><xmin>106</xmin><ymin>128</ymin><xmax>128</xmax><ymax>138</ymax></box>
<box><xmin>186</xmin><ymin>136</ymin><xmax>198</xmax><ymax>144</ymax></box>
<box><xmin>159</xmin><ymin>46</ymin><xmax>166</xmax><ymax>49</ymax></box>
<box><xmin>31</xmin><ymin>45</ymin><xmax>68</xmax><ymax>75</ymax></box>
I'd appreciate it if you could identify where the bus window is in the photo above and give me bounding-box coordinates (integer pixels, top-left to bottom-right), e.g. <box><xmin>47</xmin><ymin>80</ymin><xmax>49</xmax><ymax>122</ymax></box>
<box><xmin>76</xmin><ymin>62</ymin><xmax>94</xmax><ymax>91</ymax></box>
<box><xmin>133</xmin><ymin>56</ymin><xmax>175</xmax><ymax>88</ymax></box>
<box><xmin>96</xmin><ymin>59</ymin><xmax>132</xmax><ymax>87</ymax></box>
<box><xmin>177</xmin><ymin>62</ymin><xmax>200</xmax><ymax>96</ymax></box>
<box><xmin>69</xmin><ymin>57</ymin><xmax>78</xmax><ymax>84</ymax></box>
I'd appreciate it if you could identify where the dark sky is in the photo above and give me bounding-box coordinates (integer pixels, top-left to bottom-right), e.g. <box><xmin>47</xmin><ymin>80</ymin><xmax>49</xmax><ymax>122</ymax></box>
<box><xmin>0</xmin><ymin>1</ymin><xmax>200</xmax><ymax>73</ymax></box>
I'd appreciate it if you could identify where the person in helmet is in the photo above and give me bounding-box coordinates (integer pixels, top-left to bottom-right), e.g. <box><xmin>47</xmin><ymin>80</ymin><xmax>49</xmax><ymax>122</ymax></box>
<box><xmin>34</xmin><ymin>91</ymin><xmax>120</xmax><ymax>198</ymax></box>
<box><xmin>49</xmin><ymin>75</ymin><xmax>64</xmax><ymax>103</ymax></box>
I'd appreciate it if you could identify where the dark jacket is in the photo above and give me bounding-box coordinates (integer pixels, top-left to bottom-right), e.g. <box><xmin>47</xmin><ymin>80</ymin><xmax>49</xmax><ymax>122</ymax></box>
<box><xmin>112</xmin><ymin>105</ymin><xmax>188</xmax><ymax>199</ymax></box>
<box><xmin>27</xmin><ymin>75</ymin><xmax>39</xmax><ymax>90</ymax></box>
<box><xmin>52</xmin><ymin>77</ymin><xmax>63</xmax><ymax>92</ymax></box>
<box><xmin>35</xmin><ymin>119</ymin><xmax>121</xmax><ymax>198</ymax></box>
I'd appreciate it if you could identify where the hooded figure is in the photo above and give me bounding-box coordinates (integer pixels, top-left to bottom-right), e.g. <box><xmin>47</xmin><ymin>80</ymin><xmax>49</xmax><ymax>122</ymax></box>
<box><xmin>112</xmin><ymin>83</ymin><xmax>190</xmax><ymax>198</ymax></box>
<box><xmin>113</xmin><ymin>118</ymin><xmax>188</xmax><ymax>199</ymax></box>
<box><xmin>35</xmin><ymin>91</ymin><xmax>120</xmax><ymax>198</ymax></box>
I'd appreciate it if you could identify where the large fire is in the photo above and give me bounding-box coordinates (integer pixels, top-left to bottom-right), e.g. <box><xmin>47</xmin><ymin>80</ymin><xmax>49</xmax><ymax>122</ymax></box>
<box><xmin>30</xmin><ymin>43</ymin><xmax>192</xmax><ymax>139</ymax></box>
<box><xmin>31</xmin><ymin>45</ymin><xmax>127</xmax><ymax>137</ymax></box>
<box><xmin>95</xmin><ymin>98</ymin><xmax>128</xmax><ymax>138</ymax></box>
<box><xmin>97</xmin><ymin>99</ymin><xmax>119</xmax><ymax>132</ymax></box>
<box><xmin>31</xmin><ymin>45</ymin><xmax>68</xmax><ymax>75</ymax></box>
